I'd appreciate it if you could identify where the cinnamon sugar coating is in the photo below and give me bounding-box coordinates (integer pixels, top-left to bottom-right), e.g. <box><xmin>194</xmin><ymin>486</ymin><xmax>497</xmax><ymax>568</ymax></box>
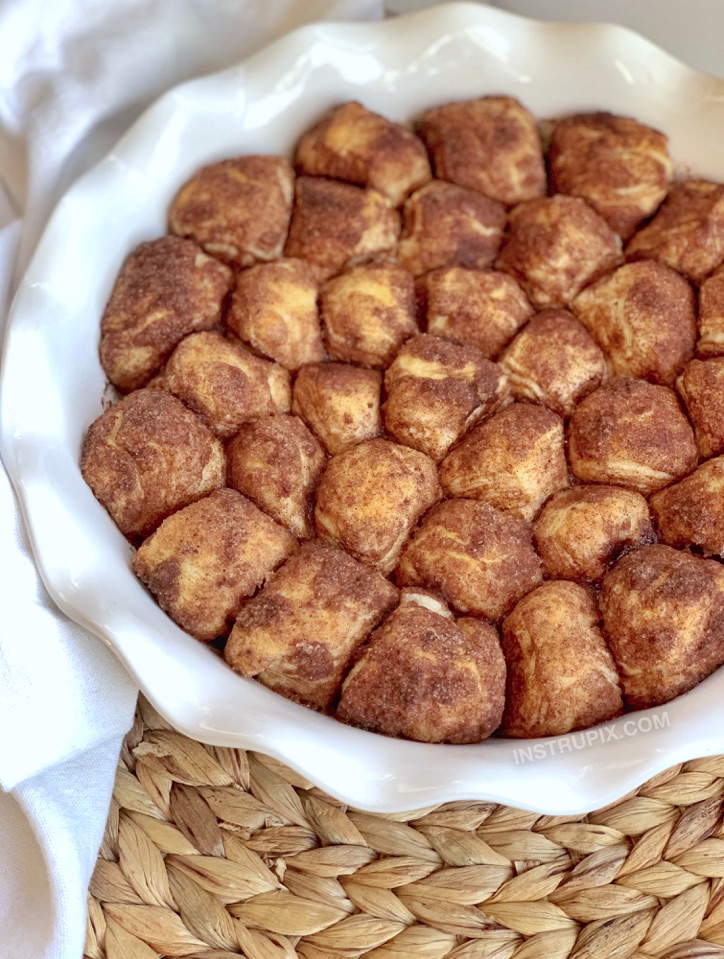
<box><xmin>100</xmin><ymin>236</ymin><xmax>233</xmax><ymax>392</ymax></box>
<box><xmin>294</xmin><ymin>100</ymin><xmax>431</xmax><ymax>206</ymax></box>
<box><xmin>496</xmin><ymin>194</ymin><xmax>622</xmax><ymax>308</ymax></box>
<box><xmin>226</xmin><ymin>414</ymin><xmax>326</xmax><ymax>539</ymax></box>
<box><xmin>549</xmin><ymin>112</ymin><xmax>672</xmax><ymax>240</ymax></box>
<box><xmin>132</xmin><ymin>488</ymin><xmax>296</xmax><ymax>642</ymax></box>
<box><xmin>650</xmin><ymin>458</ymin><xmax>724</xmax><ymax>557</ymax></box>
<box><xmin>572</xmin><ymin>260</ymin><xmax>696</xmax><ymax>385</ymax></box>
<box><xmin>383</xmin><ymin>333</ymin><xmax>509</xmax><ymax>461</ymax></box>
<box><xmin>568</xmin><ymin>379</ymin><xmax>698</xmax><ymax>493</ymax></box>
<box><xmin>439</xmin><ymin>402</ymin><xmax>569</xmax><ymax>522</ymax></box>
<box><xmin>225</xmin><ymin>542</ymin><xmax>398</xmax><ymax>711</ymax></box>
<box><xmin>698</xmin><ymin>265</ymin><xmax>724</xmax><ymax>357</ymax></box>
<box><xmin>601</xmin><ymin>544</ymin><xmax>724</xmax><ymax>710</ymax></box>
<box><xmin>396</xmin><ymin>498</ymin><xmax>542</xmax><ymax>620</ymax></box>
<box><xmin>81</xmin><ymin>389</ymin><xmax>225</xmax><ymax>542</ymax></box>
<box><xmin>315</xmin><ymin>438</ymin><xmax>441</xmax><ymax>574</ymax></box>
<box><xmin>417</xmin><ymin>95</ymin><xmax>546</xmax><ymax>206</ymax></box>
<box><xmin>501</xmin><ymin>581</ymin><xmax>623</xmax><ymax>738</ymax></box>
<box><xmin>677</xmin><ymin>358</ymin><xmax>724</xmax><ymax>458</ymax></box>
<box><xmin>226</xmin><ymin>258</ymin><xmax>324</xmax><ymax>371</ymax></box>
<box><xmin>292</xmin><ymin>362</ymin><xmax>381</xmax><ymax>455</ymax></box>
<box><xmin>169</xmin><ymin>156</ymin><xmax>294</xmax><ymax>268</ymax></box>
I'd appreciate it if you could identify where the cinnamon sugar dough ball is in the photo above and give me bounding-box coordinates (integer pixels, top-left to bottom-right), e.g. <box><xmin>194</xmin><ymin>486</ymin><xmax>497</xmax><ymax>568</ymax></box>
<box><xmin>501</xmin><ymin>581</ymin><xmax>623</xmax><ymax>738</ymax></box>
<box><xmin>533</xmin><ymin>485</ymin><xmax>654</xmax><ymax>582</ymax></box>
<box><xmin>495</xmin><ymin>195</ymin><xmax>622</xmax><ymax>308</ymax></box>
<box><xmin>315</xmin><ymin>438</ymin><xmax>441</xmax><ymax>575</ymax></box>
<box><xmin>284</xmin><ymin>176</ymin><xmax>399</xmax><ymax>281</ymax></box>
<box><xmin>225</xmin><ymin>541</ymin><xmax>397</xmax><ymax>711</ymax></box>
<box><xmin>549</xmin><ymin>112</ymin><xmax>673</xmax><ymax>240</ymax></box>
<box><xmin>601</xmin><ymin>544</ymin><xmax>724</xmax><ymax>710</ymax></box>
<box><xmin>294</xmin><ymin>100</ymin><xmax>431</xmax><ymax>207</ymax></box>
<box><xmin>99</xmin><ymin>236</ymin><xmax>233</xmax><ymax>392</ymax></box>
<box><xmin>439</xmin><ymin>402</ymin><xmax>569</xmax><ymax>522</ymax></box>
<box><xmin>292</xmin><ymin>362</ymin><xmax>381</xmax><ymax>455</ymax></box>
<box><xmin>383</xmin><ymin>333</ymin><xmax>509</xmax><ymax>462</ymax></box>
<box><xmin>156</xmin><ymin>331</ymin><xmax>290</xmax><ymax>439</ymax></box>
<box><xmin>650</xmin><ymin>458</ymin><xmax>724</xmax><ymax>557</ymax></box>
<box><xmin>417</xmin><ymin>95</ymin><xmax>546</xmax><ymax>206</ymax></box>
<box><xmin>499</xmin><ymin>309</ymin><xmax>607</xmax><ymax>417</ymax></box>
<box><xmin>227</xmin><ymin>415</ymin><xmax>326</xmax><ymax>539</ymax></box>
<box><xmin>226</xmin><ymin>258</ymin><xmax>324</xmax><ymax>371</ymax></box>
<box><xmin>418</xmin><ymin>266</ymin><xmax>534</xmax><ymax>359</ymax></box>
<box><xmin>572</xmin><ymin>260</ymin><xmax>696</xmax><ymax>385</ymax></box>
<box><xmin>132</xmin><ymin>488</ymin><xmax>296</xmax><ymax>642</ymax></box>
<box><xmin>396</xmin><ymin>498</ymin><xmax>542</xmax><ymax>621</ymax></box>
<box><xmin>677</xmin><ymin>358</ymin><xmax>724</xmax><ymax>458</ymax></box>
<box><xmin>80</xmin><ymin>389</ymin><xmax>225</xmax><ymax>542</ymax></box>
<box><xmin>397</xmin><ymin>181</ymin><xmax>506</xmax><ymax>277</ymax></box>
<box><xmin>169</xmin><ymin>156</ymin><xmax>294</xmax><ymax>268</ymax></box>
<box><xmin>698</xmin><ymin>265</ymin><xmax>724</xmax><ymax>357</ymax></box>
<box><xmin>337</xmin><ymin>595</ymin><xmax>506</xmax><ymax>744</ymax></box>
<box><xmin>626</xmin><ymin>180</ymin><xmax>724</xmax><ymax>285</ymax></box>
<box><xmin>568</xmin><ymin>379</ymin><xmax>698</xmax><ymax>493</ymax></box>
<box><xmin>320</xmin><ymin>262</ymin><xmax>417</xmax><ymax>368</ymax></box>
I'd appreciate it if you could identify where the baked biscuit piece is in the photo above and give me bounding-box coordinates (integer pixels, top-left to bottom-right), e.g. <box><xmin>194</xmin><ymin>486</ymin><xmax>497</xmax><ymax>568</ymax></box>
<box><xmin>534</xmin><ymin>485</ymin><xmax>654</xmax><ymax>582</ymax></box>
<box><xmin>294</xmin><ymin>100</ymin><xmax>431</xmax><ymax>207</ymax></box>
<box><xmin>315</xmin><ymin>438</ymin><xmax>441</xmax><ymax>574</ymax></box>
<box><xmin>496</xmin><ymin>195</ymin><xmax>622</xmax><ymax>308</ymax></box>
<box><xmin>501</xmin><ymin>581</ymin><xmax>623</xmax><ymax>738</ymax></box>
<box><xmin>396</xmin><ymin>498</ymin><xmax>542</xmax><ymax>620</ymax></box>
<box><xmin>169</xmin><ymin>156</ymin><xmax>294</xmax><ymax>268</ymax></box>
<box><xmin>100</xmin><ymin>235</ymin><xmax>233</xmax><ymax>392</ymax></box>
<box><xmin>499</xmin><ymin>309</ymin><xmax>607</xmax><ymax>416</ymax></box>
<box><xmin>156</xmin><ymin>331</ymin><xmax>290</xmax><ymax>438</ymax></box>
<box><xmin>284</xmin><ymin>176</ymin><xmax>400</xmax><ymax>281</ymax></box>
<box><xmin>337</xmin><ymin>597</ymin><xmax>506</xmax><ymax>743</ymax></box>
<box><xmin>572</xmin><ymin>261</ymin><xmax>696</xmax><ymax>385</ymax></box>
<box><xmin>417</xmin><ymin>96</ymin><xmax>546</xmax><ymax>206</ymax></box>
<box><xmin>132</xmin><ymin>488</ymin><xmax>297</xmax><ymax>642</ymax></box>
<box><xmin>398</xmin><ymin>181</ymin><xmax>506</xmax><ymax>277</ymax></box>
<box><xmin>383</xmin><ymin>333</ymin><xmax>509</xmax><ymax>461</ymax></box>
<box><xmin>698</xmin><ymin>265</ymin><xmax>724</xmax><ymax>357</ymax></box>
<box><xmin>677</xmin><ymin>358</ymin><xmax>724</xmax><ymax>458</ymax></box>
<box><xmin>601</xmin><ymin>544</ymin><xmax>724</xmax><ymax>710</ymax></box>
<box><xmin>626</xmin><ymin>179</ymin><xmax>724</xmax><ymax>285</ymax></box>
<box><xmin>549</xmin><ymin>112</ymin><xmax>672</xmax><ymax>240</ymax></box>
<box><xmin>568</xmin><ymin>379</ymin><xmax>698</xmax><ymax>493</ymax></box>
<box><xmin>419</xmin><ymin>266</ymin><xmax>533</xmax><ymax>359</ymax></box>
<box><xmin>292</xmin><ymin>362</ymin><xmax>381</xmax><ymax>455</ymax></box>
<box><xmin>81</xmin><ymin>388</ymin><xmax>225</xmax><ymax>542</ymax></box>
<box><xmin>225</xmin><ymin>541</ymin><xmax>398</xmax><ymax>711</ymax></box>
<box><xmin>227</xmin><ymin>414</ymin><xmax>326</xmax><ymax>539</ymax></box>
<box><xmin>650</xmin><ymin>458</ymin><xmax>724</xmax><ymax>557</ymax></box>
<box><xmin>439</xmin><ymin>402</ymin><xmax>568</xmax><ymax>522</ymax></box>
<box><xmin>320</xmin><ymin>262</ymin><xmax>417</xmax><ymax>368</ymax></box>
<box><xmin>226</xmin><ymin>258</ymin><xmax>324</xmax><ymax>371</ymax></box>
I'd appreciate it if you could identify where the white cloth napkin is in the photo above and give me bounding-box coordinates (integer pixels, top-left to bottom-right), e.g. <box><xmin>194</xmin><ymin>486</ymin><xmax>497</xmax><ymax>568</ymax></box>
<box><xmin>0</xmin><ymin>2</ymin><xmax>381</xmax><ymax>957</ymax></box>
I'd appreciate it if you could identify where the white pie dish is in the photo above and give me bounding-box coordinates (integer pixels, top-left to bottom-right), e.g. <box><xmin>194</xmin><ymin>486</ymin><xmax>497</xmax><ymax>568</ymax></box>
<box><xmin>2</xmin><ymin>2</ymin><xmax>724</xmax><ymax>815</ymax></box>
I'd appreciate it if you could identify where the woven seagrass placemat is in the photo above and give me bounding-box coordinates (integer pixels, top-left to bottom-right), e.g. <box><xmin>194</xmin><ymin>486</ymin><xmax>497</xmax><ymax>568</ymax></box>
<box><xmin>85</xmin><ymin>697</ymin><xmax>724</xmax><ymax>959</ymax></box>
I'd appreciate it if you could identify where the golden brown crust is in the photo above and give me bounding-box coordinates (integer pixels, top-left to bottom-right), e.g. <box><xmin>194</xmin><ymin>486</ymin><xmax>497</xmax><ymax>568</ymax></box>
<box><xmin>650</xmin><ymin>458</ymin><xmax>724</xmax><ymax>557</ymax></box>
<box><xmin>396</xmin><ymin>498</ymin><xmax>542</xmax><ymax>620</ymax></box>
<box><xmin>601</xmin><ymin>544</ymin><xmax>724</xmax><ymax>710</ymax></box>
<box><xmin>418</xmin><ymin>96</ymin><xmax>546</xmax><ymax>206</ymax></box>
<box><xmin>226</xmin><ymin>414</ymin><xmax>326</xmax><ymax>539</ymax></box>
<box><xmin>501</xmin><ymin>581</ymin><xmax>623</xmax><ymax>738</ymax></box>
<box><xmin>80</xmin><ymin>389</ymin><xmax>225</xmax><ymax>542</ymax></box>
<box><xmin>677</xmin><ymin>357</ymin><xmax>724</xmax><ymax>458</ymax></box>
<box><xmin>439</xmin><ymin>402</ymin><xmax>569</xmax><ymax>522</ymax></box>
<box><xmin>168</xmin><ymin>156</ymin><xmax>294</xmax><ymax>267</ymax></box>
<box><xmin>495</xmin><ymin>195</ymin><xmax>622</xmax><ymax>308</ymax></box>
<box><xmin>568</xmin><ymin>378</ymin><xmax>698</xmax><ymax>493</ymax></box>
<box><xmin>315</xmin><ymin>438</ymin><xmax>441</xmax><ymax>575</ymax></box>
<box><xmin>131</xmin><ymin>488</ymin><xmax>296</xmax><ymax>642</ymax></box>
<box><xmin>383</xmin><ymin>333</ymin><xmax>509</xmax><ymax>461</ymax></box>
<box><xmin>698</xmin><ymin>265</ymin><xmax>724</xmax><ymax>358</ymax></box>
<box><xmin>225</xmin><ymin>541</ymin><xmax>398</xmax><ymax>711</ymax></box>
<box><xmin>99</xmin><ymin>235</ymin><xmax>233</xmax><ymax>391</ymax></box>
<box><xmin>292</xmin><ymin>362</ymin><xmax>382</xmax><ymax>455</ymax></box>
<box><xmin>294</xmin><ymin>100</ymin><xmax>432</xmax><ymax>207</ymax></box>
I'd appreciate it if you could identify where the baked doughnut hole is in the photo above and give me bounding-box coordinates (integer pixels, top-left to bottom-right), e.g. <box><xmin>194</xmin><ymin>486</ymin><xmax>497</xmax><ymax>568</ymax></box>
<box><xmin>677</xmin><ymin>357</ymin><xmax>724</xmax><ymax>458</ymax></box>
<box><xmin>650</xmin><ymin>458</ymin><xmax>724</xmax><ymax>557</ymax></box>
<box><xmin>292</xmin><ymin>362</ymin><xmax>381</xmax><ymax>455</ymax></box>
<box><xmin>698</xmin><ymin>265</ymin><xmax>724</xmax><ymax>358</ymax></box>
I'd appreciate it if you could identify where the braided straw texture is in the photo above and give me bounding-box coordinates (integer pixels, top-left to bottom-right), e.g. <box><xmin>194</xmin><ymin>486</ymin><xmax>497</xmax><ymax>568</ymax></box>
<box><xmin>86</xmin><ymin>697</ymin><xmax>724</xmax><ymax>959</ymax></box>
